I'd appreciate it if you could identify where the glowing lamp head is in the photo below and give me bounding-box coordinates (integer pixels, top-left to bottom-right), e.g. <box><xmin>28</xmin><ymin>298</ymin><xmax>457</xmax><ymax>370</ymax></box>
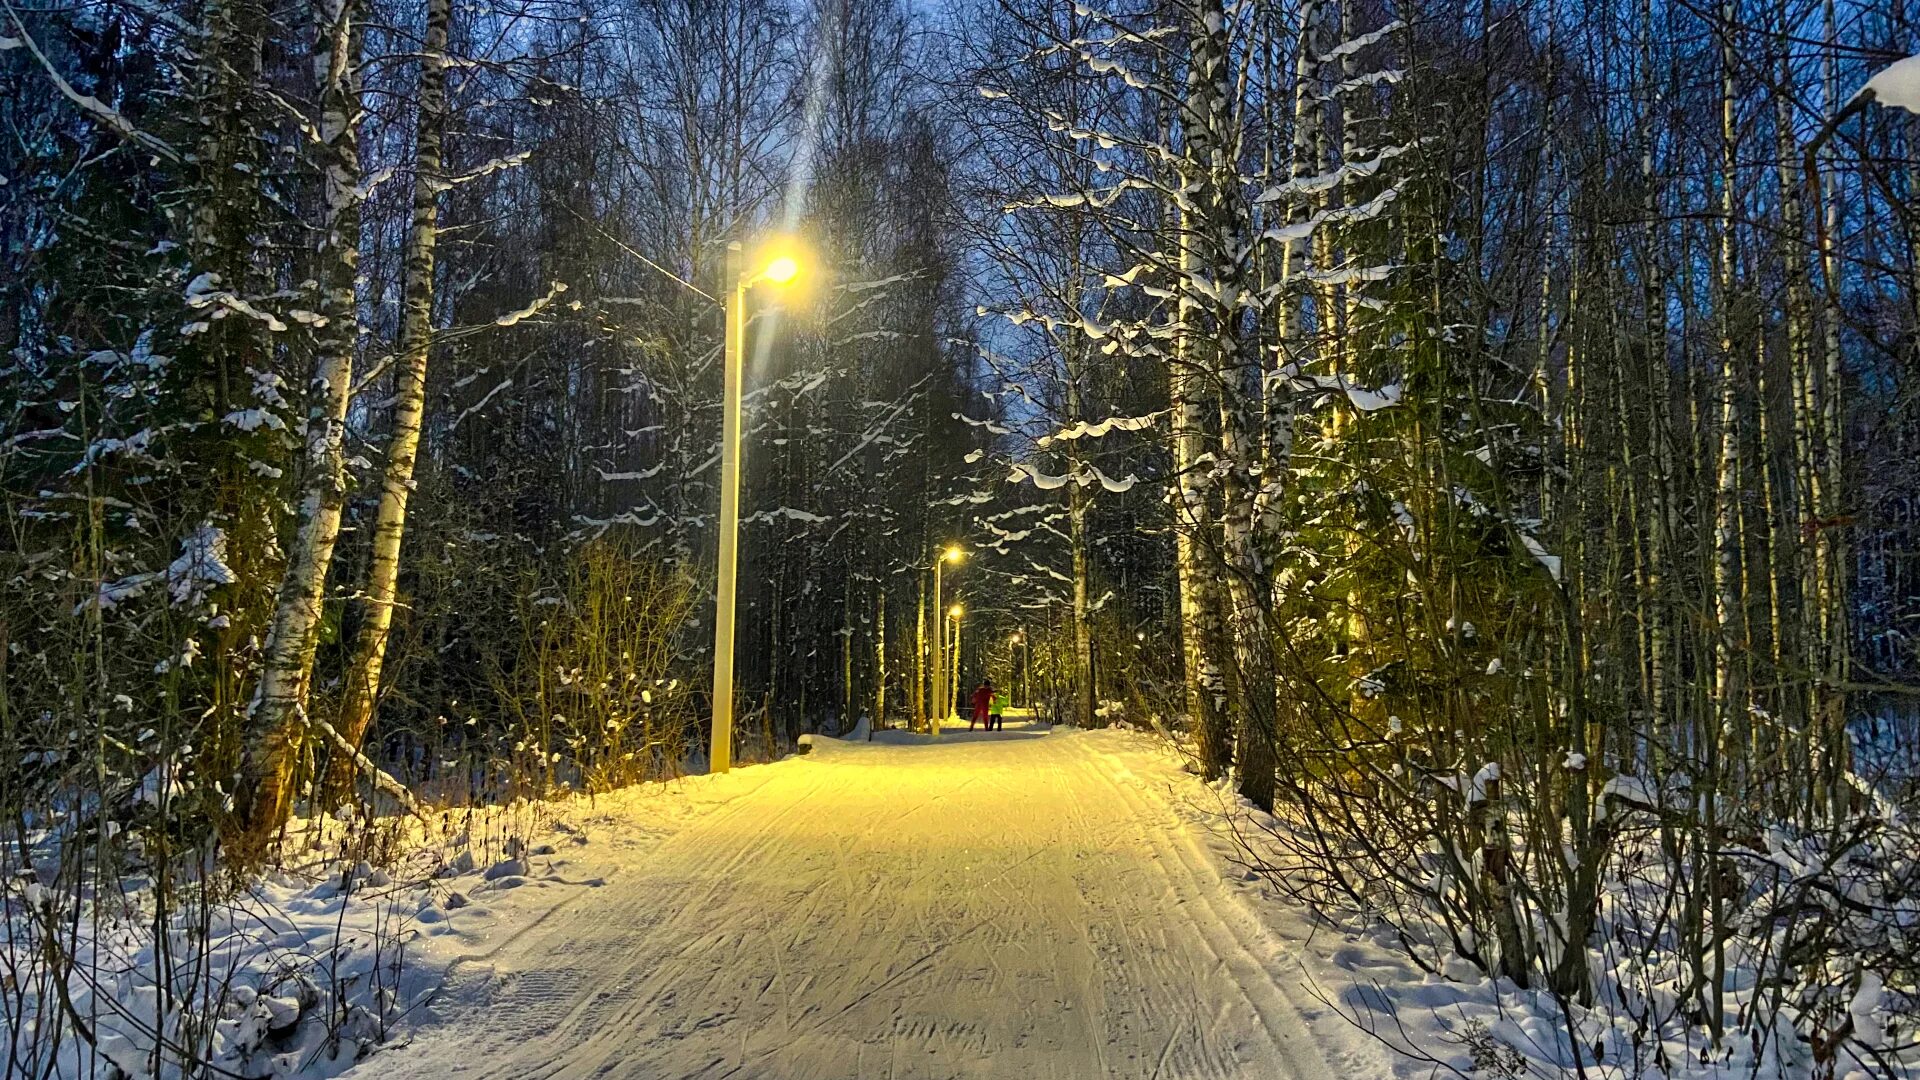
<box><xmin>760</xmin><ymin>255</ymin><xmax>800</xmax><ymax>285</ymax></box>
<box><xmin>942</xmin><ymin>545</ymin><xmax>965</xmax><ymax>563</ymax></box>
<box><xmin>949</xmin><ymin>604</ymin><xmax>964</xmax><ymax>619</ymax></box>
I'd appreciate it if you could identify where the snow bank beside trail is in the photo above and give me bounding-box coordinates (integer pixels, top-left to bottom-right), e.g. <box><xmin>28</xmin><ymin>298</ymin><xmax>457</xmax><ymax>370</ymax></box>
<box><xmin>9</xmin><ymin>863</ymin><xmax>429</xmax><ymax>1079</ymax></box>
<box><xmin>1068</xmin><ymin>728</ymin><xmax>1919</xmax><ymax>1080</ymax></box>
<box><xmin>799</xmin><ymin>729</ymin><xmax>910</xmax><ymax>756</ymax></box>
<box><xmin>5</xmin><ymin>812</ymin><xmax>593</xmax><ymax>1078</ymax></box>
<box><xmin>3</xmin><ymin>763</ymin><xmax>799</xmax><ymax>1080</ymax></box>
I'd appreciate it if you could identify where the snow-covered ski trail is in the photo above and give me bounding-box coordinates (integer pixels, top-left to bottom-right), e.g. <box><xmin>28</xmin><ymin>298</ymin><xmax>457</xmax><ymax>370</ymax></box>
<box><xmin>353</xmin><ymin>723</ymin><xmax>1377</xmax><ymax>1079</ymax></box>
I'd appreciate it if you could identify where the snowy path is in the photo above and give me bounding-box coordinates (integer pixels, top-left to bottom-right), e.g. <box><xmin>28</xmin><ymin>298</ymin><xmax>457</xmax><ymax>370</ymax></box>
<box><xmin>352</xmin><ymin>723</ymin><xmax>1379</xmax><ymax>1080</ymax></box>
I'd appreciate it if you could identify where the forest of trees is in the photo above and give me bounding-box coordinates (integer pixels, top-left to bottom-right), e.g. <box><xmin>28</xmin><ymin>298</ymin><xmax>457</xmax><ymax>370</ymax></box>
<box><xmin>6</xmin><ymin>0</ymin><xmax>1920</xmax><ymax>1069</ymax></box>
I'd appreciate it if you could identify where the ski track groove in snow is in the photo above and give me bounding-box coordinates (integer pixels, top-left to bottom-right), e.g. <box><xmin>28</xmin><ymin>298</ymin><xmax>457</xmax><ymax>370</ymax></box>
<box><xmin>351</xmin><ymin>725</ymin><xmax>1377</xmax><ymax>1079</ymax></box>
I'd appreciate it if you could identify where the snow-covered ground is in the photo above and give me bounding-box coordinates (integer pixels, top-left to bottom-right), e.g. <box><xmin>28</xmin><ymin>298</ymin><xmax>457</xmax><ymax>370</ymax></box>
<box><xmin>337</xmin><ymin>719</ymin><xmax>1399</xmax><ymax>1079</ymax></box>
<box><xmin>20</xmin><ymin>718</ymin><xmax>1903</xmax><ymax>1078</ymax></box>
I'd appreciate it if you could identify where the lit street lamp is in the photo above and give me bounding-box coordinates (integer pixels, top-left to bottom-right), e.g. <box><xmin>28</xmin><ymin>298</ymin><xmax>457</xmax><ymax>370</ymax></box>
<box><xmin>947</xmin><ymin>603</ymin><xmax>964</xmax><ymax>725</ymax></box>
<box><xmin>930</xmin><ymin>545</ymin><xmax>963</xmax><ymax>735</ymax></box>
<box><xmin>711</xmin><ymin>238</ymin><xmax>804</xmax><ymax>775</ymax></box>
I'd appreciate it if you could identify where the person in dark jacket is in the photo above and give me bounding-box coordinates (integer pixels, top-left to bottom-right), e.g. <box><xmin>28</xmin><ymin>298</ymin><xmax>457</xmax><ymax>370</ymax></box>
<box><xmin>970</xmin><ymin>681</ymin><xmax>994</xmax><ymax>731</ymax></box>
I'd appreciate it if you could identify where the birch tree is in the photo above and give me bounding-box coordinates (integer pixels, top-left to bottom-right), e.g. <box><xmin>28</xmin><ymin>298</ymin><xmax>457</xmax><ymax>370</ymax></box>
<box><xmin>237</xmin><ymin>0</ymin><xmax>366</xmax><ymax>846</ymax></box>
<box><xmin>324</xmin><ymin>0</ymin><xmax>450</xmax><ymax>805</ymax></box>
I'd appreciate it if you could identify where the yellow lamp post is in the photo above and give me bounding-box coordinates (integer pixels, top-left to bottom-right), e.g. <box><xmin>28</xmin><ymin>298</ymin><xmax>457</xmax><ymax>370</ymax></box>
<box><xmin>710</xmin><ymin>238</ymin><xmax>804</xmax><ymax>774</ymax></box>
<box><xmin>947</xmin><ymin>603</ymin><xmax>964</xmax><ymax>727</ymax></box>
<box><xmin>929</xmin><ymin>545</ymin><xmax>963</xmax><ymax>735</ymax></box>
<box><xmin>1011</xmin><ymin>630</ymin><xmax>1030</xmax><ymax>709</ymax></box>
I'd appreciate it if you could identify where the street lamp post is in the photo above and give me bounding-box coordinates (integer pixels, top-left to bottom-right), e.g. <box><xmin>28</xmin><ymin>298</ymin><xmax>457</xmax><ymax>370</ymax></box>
<box><xmin>1023</xmin><ymin>634</ymin><xmax>1033</xmax><ymax>711</ymax></box>
<box><xmin>948</xmin><ymin>604</ymin><xmax>964</xmax><ymax>722</ymax></box>
<box><xmin>930</xmin><ymin>545</ymin><xmax>962</xmax><ymax>735</ymax></box>
<box><xmin>1011</xmin><ymin>630</ymin><xmax>1030</xmax><ymax>709</ymax></box>
<box><xmin>710</xmin><ymin>239</ymin><xmax>801</xmax><ymax>775</ymax></box>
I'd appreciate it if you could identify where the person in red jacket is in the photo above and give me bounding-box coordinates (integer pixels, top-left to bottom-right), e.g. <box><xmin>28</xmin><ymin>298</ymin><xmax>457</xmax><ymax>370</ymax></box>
<box><xmin>970</xmin><ymin>680</ymin><xmax>994</xmax><ymax>731</ymax></box>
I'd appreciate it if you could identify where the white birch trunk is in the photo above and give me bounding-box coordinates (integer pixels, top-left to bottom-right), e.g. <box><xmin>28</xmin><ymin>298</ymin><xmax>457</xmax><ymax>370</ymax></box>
<box><xmin>1703</xmin><ymin>7</ymin><xmax>1739</xmax><ymax>1037</ymax></box>
<box><xmin>240</xmin><ymin>0</ymin><xmax>363</xmax><ymax>846</ymax></box>
<box><xmin>1813</xmin><ymin>0</ymin><xmax>1850</xmax><ymax>818</ymax></box>
<box><xmin>326</xmin><ymin>0</ymin><xmax>448</xmax><ymax>805</ymax></box>
<box><xmin>1184</xmin><ymin>0</ymin><xmax>1278</xmax><ymax>808</ymax></box>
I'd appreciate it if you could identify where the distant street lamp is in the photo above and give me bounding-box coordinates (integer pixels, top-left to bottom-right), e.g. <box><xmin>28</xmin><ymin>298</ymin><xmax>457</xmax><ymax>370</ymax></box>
<box><xmin>930</xmin><ymin>545</ymin><xmax>963</xmax><ymax>735</ymax></box>
<box><xmin>1011</xmin><ymin>630</ymin><xmax>1030</xmax><ymax>709</ymax></box>
<box><xmin>948</xmin><ymin>603</ymin><xmax>965</xmax><ymax>724</ymax></box>
<box><xmin>711</xmin><ymin>238</ymin><xmax>805</xmax><ymax>775</ymax></box>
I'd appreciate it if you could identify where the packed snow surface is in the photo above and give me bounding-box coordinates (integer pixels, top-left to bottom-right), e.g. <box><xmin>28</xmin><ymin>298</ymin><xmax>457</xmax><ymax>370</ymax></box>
<box><xmin>345</xmin><ymin>721</ymin><xmax>1387</xmax><ymax>1080</ymax></box>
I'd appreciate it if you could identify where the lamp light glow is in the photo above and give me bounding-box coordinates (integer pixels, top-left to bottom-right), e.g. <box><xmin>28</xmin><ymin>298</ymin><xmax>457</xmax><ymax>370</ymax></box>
<box><xmin>760</xmin><ymin>255</ymin><xmax>800</xmax><ymax>284</ymax></box>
